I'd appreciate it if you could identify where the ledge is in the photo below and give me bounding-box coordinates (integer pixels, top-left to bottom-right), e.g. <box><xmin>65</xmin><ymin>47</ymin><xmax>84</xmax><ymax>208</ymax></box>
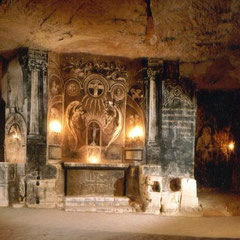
<box><xmin>62</xmin><ymin>162</ymin><xmax>131</xmax><ymax>170</ymax></box>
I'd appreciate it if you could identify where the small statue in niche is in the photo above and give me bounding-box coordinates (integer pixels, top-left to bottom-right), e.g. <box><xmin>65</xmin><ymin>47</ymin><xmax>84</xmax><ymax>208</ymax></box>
<box><xmin>88</xmin><ymin>122</ymin><xmax>100</xmax><ymax>146</ymax></box>
<box><xmin>50</xmin><ymin>80</ymin><xmax>61</xmax><ymax>96</ymax></box>
<box><xmin>6</xmin><ymin>124</ymin><xmax>24</xmax><ymax>163</ymax></box>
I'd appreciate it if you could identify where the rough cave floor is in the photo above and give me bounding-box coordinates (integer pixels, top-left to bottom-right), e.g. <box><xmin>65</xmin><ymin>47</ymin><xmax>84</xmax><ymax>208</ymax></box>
<box><xmin>0</xmin><ymin>204</ymin><xmax>240</xmax><ymax>240</ymax></box>
<box><xmin>198</xmin><ymin>189</ymin><xmax>240</xmax><ymax>217</ymax></box>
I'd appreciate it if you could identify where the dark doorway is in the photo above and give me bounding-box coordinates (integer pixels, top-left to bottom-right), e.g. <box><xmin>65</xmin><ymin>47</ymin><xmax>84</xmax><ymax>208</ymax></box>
<box><xmin>195</xmin><ymin>90</ymin><xmax>240</xmax><ymax>191</ymax></box>
<box><xmin>0</xmin><ymin>97</ymin><xmax>5</xmax><ymax>161</ymax></box>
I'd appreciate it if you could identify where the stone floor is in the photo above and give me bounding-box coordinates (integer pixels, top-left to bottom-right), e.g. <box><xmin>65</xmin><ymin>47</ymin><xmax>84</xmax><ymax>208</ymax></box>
<box><xmin>198</xmin><ymin>189</ymin><xmax>240</xmax><ymax>216</ymax></box>
<box><xmin>0</xmin><ymin>208</ymin><xmax>240</xmax><ymax>240</ymax></box>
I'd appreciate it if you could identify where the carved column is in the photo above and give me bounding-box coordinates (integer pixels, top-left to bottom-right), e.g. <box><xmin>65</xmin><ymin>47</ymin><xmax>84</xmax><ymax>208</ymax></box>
<box><xmin>147</xmin><ymin>68</ymin><xmax>158</xmax><ymax>144</ymax></box>
<box><xmin>27</xmin><ymin>49</ymin><xmax>50</xmax><ymax>174</ymax></box>
<box><xmin>28</xmin><ymin>50</ymin><xmax>47</xmax><ymax>136</ymax></box>
<box><xmin>146</xmin><ymin>59</ymin><xmax>164</xmax><ymax>164</ymax></box>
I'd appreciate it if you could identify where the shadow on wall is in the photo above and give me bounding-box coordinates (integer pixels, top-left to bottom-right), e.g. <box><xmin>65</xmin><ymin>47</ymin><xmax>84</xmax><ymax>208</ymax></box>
<box><xmin>0</xmin><ymin>97</ymin><xmax>5</xmax><ymax>162</ymax></box>
<box><xmin>195</xmin><ymin>90</ymin><xmax>240</xmax><ymax>191</ymax></box>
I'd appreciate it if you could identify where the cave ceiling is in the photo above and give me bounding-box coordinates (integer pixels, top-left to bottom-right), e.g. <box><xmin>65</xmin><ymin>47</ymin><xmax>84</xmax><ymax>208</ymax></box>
<box><xmin>0</xmin><ymin>0</ymin><xmax>240</xmax><ymax>89</ymax></box>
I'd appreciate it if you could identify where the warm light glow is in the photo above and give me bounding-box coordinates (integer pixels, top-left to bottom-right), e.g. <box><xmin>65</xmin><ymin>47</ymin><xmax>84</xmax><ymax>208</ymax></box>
<box><xmin>228</xmin><ymin>142</ymin><xmax>235</xmax><ymax>151</ymax></box>
<box><xmin>129</xmin><ymin>126</ymin><xmax>144</xmax><ymax>139</ymax></box>
<box><xmin>49</xmin><ymin>120</ymin><xmax>62</xmax><ymax>133</ymax></box>
<box><xmin>13</xmin><ymin>133</ymin><xmax>19</xmax><ymax>139</ymax></box>
<box><xmin>88</xmin><ymin>156</ymin><xmax>99</xmax><ymax>164</ymax></box>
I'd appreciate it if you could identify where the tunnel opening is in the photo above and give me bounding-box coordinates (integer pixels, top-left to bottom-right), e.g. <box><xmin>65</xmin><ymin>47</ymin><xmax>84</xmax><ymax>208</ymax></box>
<box><xmin>195</xmin><ymin>90</ymin><xmax>240</xmax><ymax>192</ymax></box>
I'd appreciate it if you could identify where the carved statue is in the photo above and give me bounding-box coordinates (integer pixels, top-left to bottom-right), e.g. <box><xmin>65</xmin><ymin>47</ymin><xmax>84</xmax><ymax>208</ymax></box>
<box><xmin>6</xmin><ymin>124</ymin><xmax>24</xmax><ymax>163</ymax></box>
<box><xmin>105</xmin><ymin>102</ymin><xmax>123</xmax><ymax>151</ymax></box>
<box><xmin>66</xmin><ymin>101</ymin><xmax>86</xmax><ymax>149</ymax></box>
<box><xmin>1</xmin><ymin>57</ymin><xmax>24</xmax><ymax>111</ymax></box>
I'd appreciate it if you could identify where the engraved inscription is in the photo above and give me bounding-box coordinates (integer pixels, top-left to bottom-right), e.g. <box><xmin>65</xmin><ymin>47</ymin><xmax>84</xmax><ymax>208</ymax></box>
<box><xmin>67</xmin><ymin>170</ymin><xmax>124</xmax><ymax>196</ymax></box>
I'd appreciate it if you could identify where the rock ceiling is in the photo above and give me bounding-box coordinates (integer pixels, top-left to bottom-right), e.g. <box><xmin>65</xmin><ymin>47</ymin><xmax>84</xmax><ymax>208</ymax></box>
<box><xmin>0</xmin><ymin>0</ymin><xmax>240</xmax><ymax>89</ymax></box>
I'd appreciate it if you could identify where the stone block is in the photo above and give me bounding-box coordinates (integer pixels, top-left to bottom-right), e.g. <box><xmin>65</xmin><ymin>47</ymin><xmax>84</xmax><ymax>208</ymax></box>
<box><xmin>0</xmin><ymin>163</ymin><xmax>7</xmax><ymax>184</ymax></box>
<box><xmin>139</xmin><ymin>165</ymin><xmax>162</xmax><ymax>177</ymax></box>
<box><xmin>48</xmin><ymin>145</ymin><xmax>62</xmax><ymax>160</ymax></box>
<box><xmin>8</xmin><ymin>184</ymin><xmax>19</xmax><ymax>204</ymax></box>
<box><xmin>67</xmin><ymin>169</ymin><xmax>124</xmax><ymax>196</ymax></box>
<box><xmin>17</xmin><ymin>163</ymin><xmax>26</xmax><ymax>176</ymax></box>
<box><xmin>0</xmin><ymin>184</ymin><xmax>9</xmax><ymax>207</ymax></box>
<box><xmin>180</xmin><ymin>196</ymin><xmax>199</xmax><ymax>209</ymax></box>
<box><xmin>27</xmin><ymin>179</ymin><xmax>57</xmax><ymax>208</ymax></box>
<box><xmin>7</xmin><ymin>164</ymin><xmax>17</xmax><ymax>182</ymax></box>
<box><xmin>161</xmin><ymin>191</ymin><xmax>181</xmax><ymax>214</ymax></box>
<box><xmin>181</xmin><ymin>178</ymin><xmax>197</xmax><ymax>198</ymax></box>
<box><xmin>139</xmin><ymin>174</ymin><xmax>163</xmax><ymax>214</ymax></box>
<box><xmin>64</xmin><ymin>196</ymin><xmax>133</xmax><ymax>213</ymax></box>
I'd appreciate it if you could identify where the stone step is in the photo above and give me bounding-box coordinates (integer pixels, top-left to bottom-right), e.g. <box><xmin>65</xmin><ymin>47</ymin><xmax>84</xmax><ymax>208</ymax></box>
<box><xmin>64</xmin><ymin>196</ymin><xmax>134</xmax><ymax>213</ymax></box>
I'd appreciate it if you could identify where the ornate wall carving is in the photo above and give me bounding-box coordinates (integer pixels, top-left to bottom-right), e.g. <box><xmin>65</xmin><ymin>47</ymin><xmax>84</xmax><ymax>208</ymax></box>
<box><xmin>47</xmin><ymin>54</ymin><xmax>146</xmax><ymax>163</ymax></box>
<box><xmin>62</xmin><ymin>57</ymin><xmax>128</xmax><ymax>162</ymax></box>
<box><xmin>161</xmin><ymin>77</ymin><xmax>196</xmax><ymax>176</ymax></box>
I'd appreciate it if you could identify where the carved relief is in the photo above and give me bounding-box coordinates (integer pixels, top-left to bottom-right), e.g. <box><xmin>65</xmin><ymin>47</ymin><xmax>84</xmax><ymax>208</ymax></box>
<box><xmin>62</xmin><ymin>57</ymin><xmax>128</xmax><ymax>82</ymax></box>
<box><xmin>67</xmin><ymin>170</ymin><xmax>124</xmax><ymax>196</ymax></box>
<box><xmin>49</xmin><ymin>55</ymin><xmax>147</xmax><ymax>163</ymax></box>
<box><xmin>47</xmin><ymin>53</ymin><xmax>64</xmax><ymax>157</ymax></box>
<box><xmin>66</xmin><ymin>101</ymin><xmax>86</xmax><ymax>150</ymax></box>
<box><xmin>161</xmin><ymin>78</ymin><xmax>196</xmax><ymax>176</ymax></box>
<box><xmin>28</xmin><ymin>49</ymin><xmax>47</xmax><ymax>72</ymax></box>
<box><xmin>62</xmin><ymin>57</ymin><xmax>128</xmax><ymax>162</ymax></box>
<box><xmin>162</xmin><ymin>79</ymin><xmax>194</xmax><ymax>108</ymax></box>
<box><xmin>65</xmin><ymin>79</ymin><xmax>81</xmax><ymax>96</ymax></box>
<box><xmin>129</xmin><ymin>85</ymin><xmax>144</xmax><ymax>104</ymax></box>
<box><xmin>125</xmin><ymin>76</ymin><xmax>145</xmax><ymax>149</ymax></box>
<box><xmin>5</xmin><ymin>113</ymin><xmax>26</xmax><ymax>163</ymax></box>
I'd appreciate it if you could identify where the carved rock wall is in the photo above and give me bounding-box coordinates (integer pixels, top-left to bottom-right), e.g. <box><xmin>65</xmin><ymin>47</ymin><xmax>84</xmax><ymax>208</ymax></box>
<box><xmin>0</xmin><ymin>0</ymin><xmax>240</xmax><ymax>64</ymax></box>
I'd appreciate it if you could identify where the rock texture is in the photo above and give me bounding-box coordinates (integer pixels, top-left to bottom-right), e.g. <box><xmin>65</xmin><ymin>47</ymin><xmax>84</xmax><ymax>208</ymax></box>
<box><xmin>0</xmin><ymin>0</ymin><xmax>239</xmax><ymax>63</ymax></box>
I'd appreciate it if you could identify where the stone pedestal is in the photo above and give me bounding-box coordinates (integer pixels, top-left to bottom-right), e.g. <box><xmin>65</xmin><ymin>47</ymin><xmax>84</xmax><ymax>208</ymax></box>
<box><xmin>0</xmin><ymin>162</ymin><xmax>18</xmax><ymax>207</ymax></box>
<box><xmin>180</xmin><ymin>178</ymin><xmax>199</xmax><ymax>211</ymax></box>
<box><xmin>139</xmin><ymin>165</ymin><xmax>162</xmax><ymax>214</ymax></box>
<box><xmin>139</xmin><ymin>165</ymin><xmax>200</xmax><ymax>216</ymax></box>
